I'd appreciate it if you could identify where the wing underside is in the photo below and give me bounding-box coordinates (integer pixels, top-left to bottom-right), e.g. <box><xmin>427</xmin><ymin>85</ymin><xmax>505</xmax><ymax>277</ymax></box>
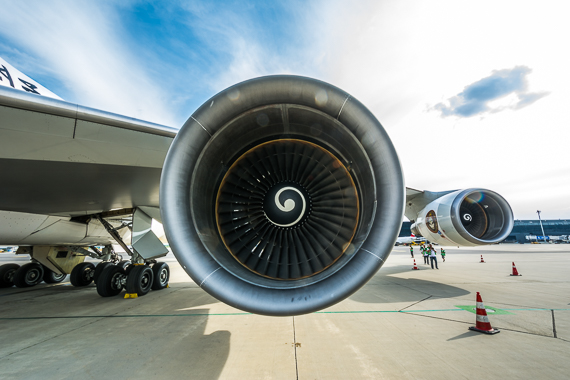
<box><xmin>0</xmin><ymin>86</ymin><xmax>177</xmax><ymax>216</ymax></box>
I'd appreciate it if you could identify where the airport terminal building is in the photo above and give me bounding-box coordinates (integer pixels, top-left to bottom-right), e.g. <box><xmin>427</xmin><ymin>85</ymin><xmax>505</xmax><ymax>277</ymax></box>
<box><xmin>399</xmin><ymin>220</ymin><xmax>570</xmax><ymax>243</ymax></box>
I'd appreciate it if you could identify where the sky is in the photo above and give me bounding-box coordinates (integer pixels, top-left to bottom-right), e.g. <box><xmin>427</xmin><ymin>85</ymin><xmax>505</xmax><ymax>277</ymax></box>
<box><xmin>0</xmin><ymin>0</ymin><xmax>569</xmax><ymax>220</ymax></box>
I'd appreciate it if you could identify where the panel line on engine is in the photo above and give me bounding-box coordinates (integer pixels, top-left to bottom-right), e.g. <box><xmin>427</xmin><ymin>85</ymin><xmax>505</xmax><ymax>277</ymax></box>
<box><xmin>199</xmin><ymin>267</ymin><xmax>222</xmax><ymax>287</ymax></box>
<box><xmin>337</xmin><ymin>95</ymin><xmax>351</xmax><ymax>120</ymax></box>
<box><xmin>191</xmin><ymin>116</ymin><xmax>212</xmax><ymax>137</ymax></box>
<box><xmin>361</xmin><ymin>248</ymin><xmax>384</xmax><ymax>262</ymax></box>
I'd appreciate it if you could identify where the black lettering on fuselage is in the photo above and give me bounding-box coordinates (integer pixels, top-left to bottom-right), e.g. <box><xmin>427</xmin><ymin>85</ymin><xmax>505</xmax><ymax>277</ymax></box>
<box><xmin>19</xmin><ymin>78</ymin><xmax>40</xmax><ymax>94</ymax></box>
<box><xmin>0</xmin><ymin>65</ymin><xmax>15</xmax><ymax>87</ymax></box>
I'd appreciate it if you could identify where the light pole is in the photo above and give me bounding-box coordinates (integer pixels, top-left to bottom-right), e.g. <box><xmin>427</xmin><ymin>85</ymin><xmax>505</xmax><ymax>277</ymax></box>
<box><xmin>537</xmin><ymin>210</ymin><xmax>547</xmax><ymax>243</ymax></box>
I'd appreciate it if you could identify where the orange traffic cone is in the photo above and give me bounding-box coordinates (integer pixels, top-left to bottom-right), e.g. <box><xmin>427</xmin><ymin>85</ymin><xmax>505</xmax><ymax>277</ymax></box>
<box><xmin>412</xmin><ymin>259</ymin><xmax>419</xmax><ymax>270</ymax></box>
<box><xmin>480</xmin><ymin>255</ymin><xmax>485</xmax><ymax>263</ymax></box>
<box><xmin>510</xmin><ymin>262</ymin><xmax>521</xmax><ymax>276</ymax></box>
<box><xmin>469</xmin><ymin>292</ymin><xmax>500</xmax><ymax>334</ymax></box>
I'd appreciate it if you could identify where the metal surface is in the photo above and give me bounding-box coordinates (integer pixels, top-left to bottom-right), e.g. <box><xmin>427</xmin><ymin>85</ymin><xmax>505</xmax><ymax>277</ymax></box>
<box><xmin>0</xmin><ymin>86</ymin><xmax>177</xmax><ymax>138</ymax></box>
<box><xmin>132</xmin><ymin>208</ymin><xmax>168</xmax><ymax>260</ymax></box>
<box><xmin>0</xmin><ymin>84</ymin><xmax>175</xmax><ymax>218</ymax></box>
<box><xmin>29</xmin><ymin>246</ymin><xmax>86</xmax><ymax>275</ymax></box>
<box><xmin>414</xmin><ymin>188</ymin><xmax>514</xmax><ymax>246</ymax></box>
<box><xmin>160</xmin><ymin>75</ymin><xmax>405</xmax><ymax>316</ymax></box>
<box><xmin>0</xmin><ymin>159</ymin><xmax>163</xmax><ymax>216</ymax></box>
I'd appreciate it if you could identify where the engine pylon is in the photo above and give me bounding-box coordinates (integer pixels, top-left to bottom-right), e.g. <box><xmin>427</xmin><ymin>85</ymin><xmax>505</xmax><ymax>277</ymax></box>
<box><xmin>468</xmin><ymin>292</ymin><xmax>500</xmax><ymax>335</ymax></box>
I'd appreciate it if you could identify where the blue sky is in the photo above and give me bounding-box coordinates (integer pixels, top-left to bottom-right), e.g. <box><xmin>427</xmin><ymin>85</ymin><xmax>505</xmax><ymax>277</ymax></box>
<box><xmin>1</xmin><ymin>0</ymin><xmax>569</xmax><ymax>220</ymax></box>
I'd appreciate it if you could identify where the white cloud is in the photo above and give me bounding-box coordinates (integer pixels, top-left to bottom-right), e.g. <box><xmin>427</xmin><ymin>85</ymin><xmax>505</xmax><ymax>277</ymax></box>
<box><xmin>176</xmin><ymin>2</ymin><xmax>325</xmax><ymax>92</ymax></box>
<box><xmin>0</xmin><ymin>1</ymin><xmax>176</xmax><ymax>126</ymax></box>
<box><xmin>310</xmin><ymin>0</ymin><xmax>570</xmax><ymax>219</ymax></box>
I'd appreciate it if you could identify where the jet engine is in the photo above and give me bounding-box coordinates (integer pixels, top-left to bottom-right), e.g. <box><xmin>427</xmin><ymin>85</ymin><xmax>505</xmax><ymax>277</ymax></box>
<box><xmin>160</xmin><ymin>76</ymin><xmax>404</xmax><ymax>316</ymax></box>
<box><xmin>408</xmin><ymin>189</ymin><xmax>514</xmax><ymax>247</ymax></box>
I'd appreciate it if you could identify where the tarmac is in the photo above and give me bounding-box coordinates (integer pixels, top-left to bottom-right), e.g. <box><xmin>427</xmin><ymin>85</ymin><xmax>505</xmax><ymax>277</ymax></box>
<box><xmin>1</xmin><ymin>244</ymin><xmax>569</xmax><ymax>380</ymax></box>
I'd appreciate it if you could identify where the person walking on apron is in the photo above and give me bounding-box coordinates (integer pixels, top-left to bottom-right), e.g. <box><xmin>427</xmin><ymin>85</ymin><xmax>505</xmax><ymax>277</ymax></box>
<box><xmin>440</xmin><ymin>248</ymin><xmax>446</xmax><ymax>262</ymax></box>
<box><xmin>429</xmin><ymin>244</ymin><xmax>439</xmax><ymax>269</ymax></box>
<box><xmin>410</xmin><ymin>245</ymin><xmax>414</xmax><ymax>258</ymax></box>
<box><xmin>423</xmin><ymin>245</ymin><xmax>429</xmax><ymax>265</ymax></box>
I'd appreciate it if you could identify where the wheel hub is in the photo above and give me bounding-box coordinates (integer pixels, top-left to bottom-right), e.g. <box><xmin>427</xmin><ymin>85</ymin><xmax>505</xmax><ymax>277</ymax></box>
<box><xmin>159</xmin><ymin>269</ymin><xmax>168</xmax><ymax>284</ymax></box>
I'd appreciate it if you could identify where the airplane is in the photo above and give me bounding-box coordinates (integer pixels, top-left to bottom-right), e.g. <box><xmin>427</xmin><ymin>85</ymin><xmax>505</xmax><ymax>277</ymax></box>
<box><xmin>394</xmin><ymin>234</ymin><xmax>427</xmax><ymax>246</ymax></box>
<box><xmin>525</xmin><ymin>235</ymin><xmax>569</xmax><ymax>243</ymax></box>
<box><xmin>0</xmin><ymin>56</ymin><xmax>514</xmax><ymax>316</ymax></box>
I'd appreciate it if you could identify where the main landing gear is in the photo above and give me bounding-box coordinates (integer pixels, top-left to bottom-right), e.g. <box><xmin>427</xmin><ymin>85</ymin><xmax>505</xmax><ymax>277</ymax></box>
<box><xmin>0</xmin><ymin>262</ymin><xmax>68</xmax><ymax>288</ymax></box>
<box><xmin>1</xmin><ymin>208</ymin><xmax>170</xmax><ymax>297</ymax></box>
<box><xmin>0</xmin><ymin>259</ymin><xmax>170</xmax><ymax>298</ymax></box>
<box><xmin>93</xmin><ymin>261</ymin><xmax>170</xmax><ymax>297</ymax></box>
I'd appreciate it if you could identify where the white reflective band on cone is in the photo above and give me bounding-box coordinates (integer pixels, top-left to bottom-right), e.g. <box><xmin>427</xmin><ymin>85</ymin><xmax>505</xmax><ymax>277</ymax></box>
<box><xmin>476</xmin><ymin>314</ymin><xmax>490</xmax><ymax>323</ymax></box>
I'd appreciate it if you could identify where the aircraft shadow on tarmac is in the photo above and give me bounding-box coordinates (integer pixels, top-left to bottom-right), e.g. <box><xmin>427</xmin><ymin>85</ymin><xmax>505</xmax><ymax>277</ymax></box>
<box><xmin>0</xmin><ymin>286</ymin><xmax>231</xmax><ymax>378</ymax></box>
<box><xmin>349</xmin><ymin>265</ymin><xmax>470</xmax><ymax>304</ymax></box>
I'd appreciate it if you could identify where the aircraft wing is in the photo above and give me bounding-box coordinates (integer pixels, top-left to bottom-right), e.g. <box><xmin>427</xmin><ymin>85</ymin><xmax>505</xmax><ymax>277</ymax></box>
<box><xmin>0</xmin><ymin>85</ymin><xmax>177</xmax><ymax>217</ymax></box>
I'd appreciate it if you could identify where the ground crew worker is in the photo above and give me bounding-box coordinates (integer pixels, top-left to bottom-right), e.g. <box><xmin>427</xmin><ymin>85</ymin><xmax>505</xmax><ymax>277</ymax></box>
<box><xmin>423</xmin><ymin>245</ymin><xmax>429</xmax><ymax>265</ymax></box>
<box><xmin>410</xmin><ymin>245</ymin><xmax>414</xmax><ymax>258</ymax></box>
<box><xmin>429</xmin><ymin>244</ymin><xmax>439</xmax><ymax>269</ymax></box>
<box><xmin>440</xmin><ymin>248</ymin><xmax>446</xmax><ymax>262</ymax></box>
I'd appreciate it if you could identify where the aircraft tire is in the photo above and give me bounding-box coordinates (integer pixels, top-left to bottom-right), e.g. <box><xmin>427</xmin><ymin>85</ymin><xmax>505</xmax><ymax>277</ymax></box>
<box><xmin>151</xmin><ymin>262</ymin><xmax>169</xmax><ymax>290</ymax></box>
<box><xmin>0</xmin><ymin>263</ymin><xmax>20</xmax><ymax>287</ymax></box>
<box><xmin>96</xmin><ymin>265</ymin><xmax>125</xmax><ymax>297</ymax></box>
<box><xmin>93</xmin><ymin>262</ymin><xmax>114</xmax><ymax>284</ymax></box>
<box><xmin>117</xmin><ymin>260</ymin><xmax>131</xmax><ymax>270</ymax></box>
<box><xmin>43</xmin><ymin>267</ymin><xmax>67</xmax><ymax>284</ymax></box>
<box><xmin>13</xmin><ymin>263</ymin><xmax>44</xmax><ymax>288</ymax></box>
<box><xmin>126</xmin><ymin>265</ymin><xmax>153</xmax><ymax>296</ymax></box>
<box><xmin>70</xmin><ymin>262</ymin><xmax>95</xmax><ymax>286</ymax></box>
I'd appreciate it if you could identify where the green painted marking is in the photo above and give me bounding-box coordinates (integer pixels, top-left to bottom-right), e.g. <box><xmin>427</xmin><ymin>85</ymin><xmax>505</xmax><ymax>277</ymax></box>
<box><xmin>455</xmin><ymin>305</ymin><xmax>514</xmax><ymax>315</ymax></box>
<box><xmin>1</xmin><ymin>308</ymin><xmax>569</xmax><ymax>321</ymax></box>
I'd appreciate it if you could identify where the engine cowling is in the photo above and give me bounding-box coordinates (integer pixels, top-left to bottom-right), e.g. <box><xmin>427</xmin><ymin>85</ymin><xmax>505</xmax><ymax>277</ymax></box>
<box><xmin>411</xmin><ymin>189</ymin><xmax>513</xmax><ymax>246</ymax></box>
<box><xmin>160</xmin><ymin>76</ymin><xmax>404</xmax><ymax>316</ymax></box>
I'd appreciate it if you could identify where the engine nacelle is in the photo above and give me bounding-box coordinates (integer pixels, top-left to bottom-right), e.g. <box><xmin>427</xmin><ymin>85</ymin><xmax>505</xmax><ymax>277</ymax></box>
<box><xmin>160</xmin><ymin>76</ymin><xmax>404</xmax><ymax>316</ymax></box>
<box><xmin>412</xmin><ymin>189</ymin><xmax>513</xmax><ymax>246</ymax></box>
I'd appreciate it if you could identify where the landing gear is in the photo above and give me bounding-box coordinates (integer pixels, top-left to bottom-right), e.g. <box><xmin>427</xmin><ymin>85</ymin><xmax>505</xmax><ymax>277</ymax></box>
<box><xmin>117</xmin><ymin>260</ymin><xmax>132</xmax><ymax>275</ymax></box>
<box><xmin>126</xmin><ymin>265</ymin><xmax>154</xmax><ymax>296</ymax></box>
<box><xmin>93</xmin><ymin>261</ymin><xmax>115</xmax><ymax>284</ymax></box>
<box><xmin>70</xmin><ymin>262</ymin><xmax>95</xmax><ymax>286</ymax></box>
<box><xmin>0</xmin><ymin>263</ymin><xmax>20</xmax><ymax>287</ymax></box>
<box><xmin>92</xmin><ymin>262</ymin><xmax>169</xmax><ymax>297</ymax></box>
<box><xmin>13</xmin><ymin>263</ymin><xmax>44</xmax><ymax>288</ymax></box>
<box><xmin>151</xmin><ymin>262</ymin><xmax>169</xmax><ymax>290</ymax></box>
<box><xmin>43</xmin><ymin>268</ymin><xmax>67</xmax><ymax>284</ymax></box>
<box><xmin>96</xmin><ymin>265</ymin><xmax>126</xmax><ymax>297</ymax></box>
